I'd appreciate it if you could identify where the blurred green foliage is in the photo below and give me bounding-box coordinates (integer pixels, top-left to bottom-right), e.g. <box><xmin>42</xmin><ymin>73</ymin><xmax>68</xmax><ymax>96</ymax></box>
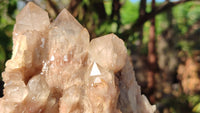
<box><xmin>0</xmin><ymin>0</ymin><xmax>18</xmax><ymax>80</ymax></box>
<box><xmin>189</xmin><ymin>95</ymin><xmax>200</xmax><ymax>112</ymax></box>
<box><xmin>120</xmin><ymin>0</ymin><xmax>139</xmax><ymax>25</ymax></box>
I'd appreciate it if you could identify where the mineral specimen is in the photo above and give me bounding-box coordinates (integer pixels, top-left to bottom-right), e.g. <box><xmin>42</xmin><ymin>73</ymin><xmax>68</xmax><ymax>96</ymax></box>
<box><xmin>0</xmin><ymin>2</ymin><xmax>156</xmax><ymax>113</ymax></box>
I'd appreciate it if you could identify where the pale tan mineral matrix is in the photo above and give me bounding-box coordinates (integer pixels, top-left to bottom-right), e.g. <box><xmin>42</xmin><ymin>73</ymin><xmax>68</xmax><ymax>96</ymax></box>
<box><xmin>0</xmin><ymin>2</ymin><xmax>156</xmax><ymax>113</ymax></box>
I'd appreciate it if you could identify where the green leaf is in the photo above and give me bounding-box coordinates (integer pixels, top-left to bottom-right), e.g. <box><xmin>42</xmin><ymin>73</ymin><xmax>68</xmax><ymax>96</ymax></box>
<box><xmin>188</xmin><ymin>95</ymin><xmax>200</xmax><ymax>106</ymax></box>
<box><xmin>193</xmin><ymin>103</ymin><xmax>200</xmax><ymax>112</ymax></box>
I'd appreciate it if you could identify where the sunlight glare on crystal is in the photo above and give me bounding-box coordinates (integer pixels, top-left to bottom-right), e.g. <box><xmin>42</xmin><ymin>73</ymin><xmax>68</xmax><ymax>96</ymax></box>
<box><xmin>50</xmin><ymin>55</ymin><xmax>55</xmax><ymax>61</ymax></box>
<box><xmin>14</xmin><ymin>32</ymin><xmax>19</xmax><ymax>36</ymax></box>
<box><xmin>63</xmin><ymin>55</ymin><xmax>68</xmax><ymax>62</ymax></box>
<box><xmin>40</xmin><ymin>38</ymin><xmax>45</xmax><ymax>48</ymax></box>
<box><xmin>41</xmin><ymin>62</ymin><xmax>48</xmax><ymax>74</ymax></box>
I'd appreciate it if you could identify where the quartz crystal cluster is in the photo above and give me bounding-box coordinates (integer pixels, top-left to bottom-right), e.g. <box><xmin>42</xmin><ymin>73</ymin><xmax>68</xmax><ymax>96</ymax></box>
<box><xmin>0</xmin><ymin>2</ymin><xmax>156</xmax><ymax>113</ymax></box>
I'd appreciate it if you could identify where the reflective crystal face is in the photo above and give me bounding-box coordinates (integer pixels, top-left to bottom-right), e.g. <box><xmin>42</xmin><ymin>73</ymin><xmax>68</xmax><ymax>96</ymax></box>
<box><xmin>0</xmin><ymin>2</ymin><xmax>156</xmax><ymax>113</ymax></box>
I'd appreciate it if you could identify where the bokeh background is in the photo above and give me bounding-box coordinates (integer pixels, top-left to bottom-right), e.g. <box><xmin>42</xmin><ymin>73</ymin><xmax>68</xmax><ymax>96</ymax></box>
<box><xmin>1</xmin><ymin>0</ymin><xmax>200</xmax><ymax>112</ymax></box>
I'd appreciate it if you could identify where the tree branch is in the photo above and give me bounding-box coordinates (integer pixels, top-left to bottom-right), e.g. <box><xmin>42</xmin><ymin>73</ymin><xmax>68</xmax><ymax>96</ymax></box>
<box><xmin>134</xmin><ymin>0</ymin><xmax>194</xmax><ymax>29</ymax></box>
<box><xmin>119</xmin><ymin>0</ymin><xmax>198</xmax><ymax>40</ymax></box>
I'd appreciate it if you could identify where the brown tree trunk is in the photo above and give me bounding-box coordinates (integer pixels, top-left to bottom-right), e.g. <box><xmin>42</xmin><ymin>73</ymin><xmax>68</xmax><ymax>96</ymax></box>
<box><xmin>68</xmin><ymin>0</ymin><xmax>83</xmax><ymax>17</ymax></box>
<box><xmin>166</xmin><ymin>0</ymin><xmax>173</xmax><ymax>29</ymax></box>
<box><xmin>91</xmin><ymin>0</ymin><xmax>107</xmax><ymax>21</ymax></box>
<box><xmin>147</xmin><ymin>0</ymin><xmax>158</xmax><ymax>103</ymax></box>
<box><xmin>138</xmin><ymin>0</ymin><xmax>146</xmax><ymax>46</ymax></box>
<box><xmin>111</xmin><ymin>0</ymin><xmax>121</xmax><ymax>19</ymax></box>
<box><xmin>111</xmin><ymin>0</ymin><xmax>121</xmax><ymax>32</ymax></box>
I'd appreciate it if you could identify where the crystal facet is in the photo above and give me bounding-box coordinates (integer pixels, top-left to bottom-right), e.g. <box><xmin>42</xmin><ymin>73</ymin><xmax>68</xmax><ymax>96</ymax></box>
<box><xmin>0</xmin><ymin>2</ymin><xmax>156</xmax><ymax>113</ymax></box>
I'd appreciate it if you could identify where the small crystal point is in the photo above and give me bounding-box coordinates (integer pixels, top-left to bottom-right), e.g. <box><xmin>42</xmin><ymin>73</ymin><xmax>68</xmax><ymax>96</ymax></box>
<box><xmin>15</xmin><ymin>2</ymin><xmax>50</xmax><ymax>33</ymax></box>
<box><xmin>90</xmin><ymin>62</ymin><xmax>101</xmax><ymax>76</ymax></box>
<box><xmin>89</xmin><ymin>34</ymin><xmax>127</xmax><ymax>72</ymax></box>
<box><xmin>54</xmin><ymin>9</ymin><xmax>82</xmax><ymax>28</ymax></box>
<box><xmin>52</xmin><ymin>9</ymin><xmax>83</xmax><ymax>39</ymax></box>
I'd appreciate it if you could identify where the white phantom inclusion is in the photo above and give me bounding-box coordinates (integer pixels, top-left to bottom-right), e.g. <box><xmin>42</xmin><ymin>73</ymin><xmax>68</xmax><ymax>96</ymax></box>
<box><xmin>90</xmin><ymin>62</ymin><xmax>101</xmax><ymax>76</ymax></box>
